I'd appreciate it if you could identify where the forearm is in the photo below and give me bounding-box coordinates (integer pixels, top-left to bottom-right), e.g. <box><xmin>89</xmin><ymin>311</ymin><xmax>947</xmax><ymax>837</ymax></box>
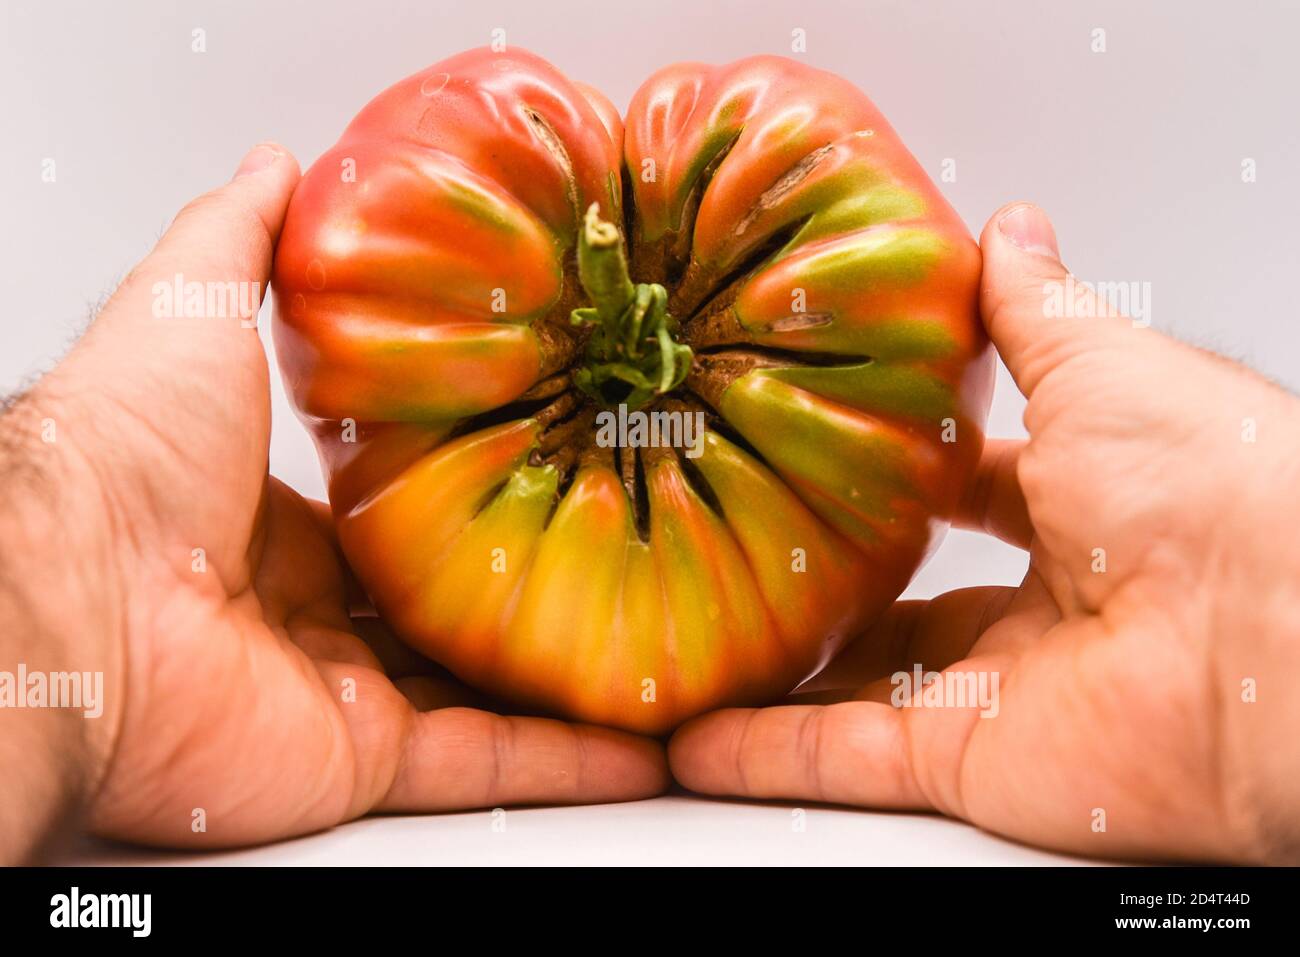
<box><xmin>0</xmin><ymin>387</ymin><xmax>119</xmax><ymax>863</ymax></box>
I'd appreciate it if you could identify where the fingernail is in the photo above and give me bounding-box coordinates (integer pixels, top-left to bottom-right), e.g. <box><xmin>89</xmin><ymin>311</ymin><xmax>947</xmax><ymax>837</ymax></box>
<box><xmin>998</xmin><ymin>204</ymin><xmax>1059</xmax><ymax>260</ymax></box>
<box><xmin>233</xmin><ymin>143</ymin><xmax>282</xmax><ymax>180</ymax></box>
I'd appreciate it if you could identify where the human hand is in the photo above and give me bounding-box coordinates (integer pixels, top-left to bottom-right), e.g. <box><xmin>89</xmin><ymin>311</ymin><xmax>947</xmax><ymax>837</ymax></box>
<box><xmin>0</xmin><ymin>145</ymin><xmax>666</xmax><ymax>860</ymax></box>
<box><xmin>668</xmin><ymin>202</ymin><xmax>1300</xmax><ymax>864</ymax></box>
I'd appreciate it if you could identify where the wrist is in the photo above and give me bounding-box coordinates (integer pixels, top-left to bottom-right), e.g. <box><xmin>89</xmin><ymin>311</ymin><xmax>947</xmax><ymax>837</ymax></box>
<box><xmin>1211</xmin><ymin>380</ymin><xmax>1300</xmax><ymax>863</ymax></box>
<box><xmin>0</xmin><ymin>384</ymin><xmax>124</xmax><ymax>861</ymax></box>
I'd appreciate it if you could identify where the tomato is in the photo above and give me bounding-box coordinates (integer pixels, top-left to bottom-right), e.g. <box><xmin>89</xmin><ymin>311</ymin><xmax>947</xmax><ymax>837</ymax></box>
<box><xmin>273</xmin><ymin>47</ymin><xmax>994</xmax><ymax>734</ymax></box>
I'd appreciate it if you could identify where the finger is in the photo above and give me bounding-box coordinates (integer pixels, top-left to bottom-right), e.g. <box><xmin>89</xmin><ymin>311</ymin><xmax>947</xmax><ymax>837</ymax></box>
<box><xmin>132</xmin><ymin>143</ymin><xmax>300</xmax><ymax>309</ymax></box>
<box><xmin>304</xmin><ymin>497</ymin><xmax>376</xmax><ymax>616</ymax></box>
<box><xmin>852</xmin><ymin>676</ymin><xmax>904</xmax><ymax>705</ymax></box>
<box><xmin>798</xmin><ymin>586</ymin><xmax>1017</xmax><ymax>692</ymax></box>
<box><xmin>252</xmin><ymin>479</ymin><xmax>351</xmax><ymax>630</ymax></box>
<box><xmin>288</xmin><ymin>623</ymin><xmax>386</xmax><ymax>672</ymax></box>
<box><xmin>849</xmin><ymin>562</ymin><xmax>1061</xmax><ymax>707</ymax></box>
<box><xmin>252</xmin><ymin>482</ymin><xmax>387</xmax><ymax>673</ymax></box>
<box><xmin>79</xmin><ymin>144</ymin><xmax>301</xmax><ymax>386</ymax></box>
<box><xmin>307</xmin><ymin>500</ymin><xmax>480</xmax><ymax>682</ymax></box>
<box><xmin>352</xmin><ymin>616</ymin><xmax>453</xmax><ymax>680</ymax></box>
<box><xmin>782</xmin><ymin>688</ymin><xmax>860</xmax><ymax>705</ymax></box>
<box><xmin>305</xmin><ymin>497</ymin><xmax>337</xmax><ymax>545</ymax></box>
<box><xmin>377</xmin><ymin>707</ymin><xmax>670</xmax><ymax>811</ymax></box>
<box><xmin>669</xmin><ymin>703</ymin><xmax>932</xmax><ymax>810</ymax></box>
<box><xmin>979</xmin><ymin>202</ymin><xmax>1133</xmax><ymax>399</ymax></box>
<box><xmin>953</xmin><ymin>438</ymin><xmax>1032</xmax><ymax>549</ymax></box>
<box><xmin>394</xmin><ymin>674</ymin><xmax>489</xmax><ymax>711</ymax></box>
<box><xmin>794</xmin><ymin>602</ymin><xmax>920</xmax><ymax>693</ymax></box>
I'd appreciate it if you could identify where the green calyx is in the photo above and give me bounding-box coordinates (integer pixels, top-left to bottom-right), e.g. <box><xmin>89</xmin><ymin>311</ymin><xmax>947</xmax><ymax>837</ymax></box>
<box><xmin>569</xmin><ymin>203</ymin><xmax>693</xmax><ymax>410</ymax></box>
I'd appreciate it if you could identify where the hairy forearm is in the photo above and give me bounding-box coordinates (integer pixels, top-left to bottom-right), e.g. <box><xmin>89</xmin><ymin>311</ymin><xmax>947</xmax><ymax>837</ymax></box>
<box><xmin>0</xmin><ymin>387</ymin><xmax>119</xmax><ymax>863</ymax></box>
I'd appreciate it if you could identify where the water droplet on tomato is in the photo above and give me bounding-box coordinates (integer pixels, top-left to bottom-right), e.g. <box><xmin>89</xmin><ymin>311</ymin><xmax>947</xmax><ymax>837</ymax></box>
<box><xmin>306</xmin><ymin>259</ymin><xmax>327</xmax><ymax>291</ymax></box>
<box><xmin>420</xmin><ymin>72</ymin><xmax>450</xmax><ymax>96</ymax></box>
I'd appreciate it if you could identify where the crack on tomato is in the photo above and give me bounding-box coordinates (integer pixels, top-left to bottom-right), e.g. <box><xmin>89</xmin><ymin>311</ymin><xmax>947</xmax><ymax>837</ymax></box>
<box><xmin>630</xmin><ymin>129</ymin><xmax>744</xmax><ymax>289</ymax></box>
<box><xmin>520</xmin><ymin>104</ymin><xmax>579</xmax><ymax>232</ymax></box>
<box><xmin>759</xmin><ymin>312</ymin><xmax>836</xmax><ymax>333</ymax></box>
<box><xmin>696</xmin><ymin>345</ymin><xmax>870</xmax><ymax>367</ymax></box>
<box><xmin>685</xmin><ymin>306</ymin><xmax>839</xmax><ymax>353</ymax></box>
<box><xmin>672</xmin><ymin>213</ymin><xmax>812</xmax><ymax>321</ymax></box>
<box><xmin>734</xmin><ymin>143</ymin><xmax>835</xmax><ymax>238</ymax></box>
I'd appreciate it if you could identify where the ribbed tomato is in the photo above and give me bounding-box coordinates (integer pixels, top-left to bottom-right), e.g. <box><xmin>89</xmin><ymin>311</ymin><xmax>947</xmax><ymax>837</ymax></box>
<box><xmin>273</xmin><ymin>47</ymin><xmax>994</xmax><ymax>734</ymax></box>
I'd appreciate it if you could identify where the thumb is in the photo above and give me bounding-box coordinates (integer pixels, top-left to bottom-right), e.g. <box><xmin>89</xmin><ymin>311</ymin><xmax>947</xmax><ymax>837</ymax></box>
<box><xmin>62</xmin><ymin>143</ymin><xmax>301</xmax><ymax>413</ymax></box>
<box><xmin>979</xmin><ymin>202</ymin><xmax>1131</xmax><ymax>397</ymax></box>
<box><xmin>42</xmin><ymin>143</ymin><xmax>302</xmax><ymax>479</ymax></box>
<box><xmin>97</xmin><ymin>142</ymin><xmax>301</xmax><ymax>337</ymax></box>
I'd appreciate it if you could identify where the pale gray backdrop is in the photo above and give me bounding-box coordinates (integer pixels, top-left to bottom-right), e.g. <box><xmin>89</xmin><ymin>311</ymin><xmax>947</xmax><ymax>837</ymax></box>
<box><xmin>5</xmin><ymin>0</ymin><xmax>1297</xmax><ymax>863</ymax></box>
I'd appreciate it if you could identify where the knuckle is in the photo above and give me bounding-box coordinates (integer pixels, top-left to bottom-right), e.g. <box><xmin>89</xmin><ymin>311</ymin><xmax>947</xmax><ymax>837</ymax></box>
<box><xmin>165</xmin><ymin>187</ymin><xmax>275</xmax><ymax>275</ymax></box>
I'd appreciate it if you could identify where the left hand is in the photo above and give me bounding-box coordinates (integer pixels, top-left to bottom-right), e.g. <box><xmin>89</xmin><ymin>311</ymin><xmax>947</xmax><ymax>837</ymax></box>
<box><xmin>1</xmin><ymin>144</ymin><xmax>667</xmax><ymax>857</ymax></box>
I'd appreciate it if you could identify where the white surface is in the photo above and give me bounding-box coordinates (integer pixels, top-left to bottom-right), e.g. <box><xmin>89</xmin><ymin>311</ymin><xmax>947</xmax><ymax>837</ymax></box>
<box><xmin>63</xmin><ymin>795</ymin><xmax>1097</xmax><ymax>866</ymax></box>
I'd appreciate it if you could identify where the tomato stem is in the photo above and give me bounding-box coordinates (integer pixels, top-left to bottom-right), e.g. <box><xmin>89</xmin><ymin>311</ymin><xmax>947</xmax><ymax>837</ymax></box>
<box><xmin>570</xmin><ymin>203</ymin><xmax>693</xmax><ymax>410</ymax></box>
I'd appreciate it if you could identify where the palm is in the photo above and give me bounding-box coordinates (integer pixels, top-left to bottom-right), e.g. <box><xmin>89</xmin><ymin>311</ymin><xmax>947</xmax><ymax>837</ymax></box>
<box><xmin>87</xmin><ymin>460</ymin><xmax>401</xmax><ymax>846</ymax></box>
<box><xmin>944</xmin><ymin>337</ymin><xmax>1237</xmax><ymax>858</ymax></box>
<box><xmin>83</xmin><ymin>352</ymin><xmax>667</xmax><ymax>846</ymax></box>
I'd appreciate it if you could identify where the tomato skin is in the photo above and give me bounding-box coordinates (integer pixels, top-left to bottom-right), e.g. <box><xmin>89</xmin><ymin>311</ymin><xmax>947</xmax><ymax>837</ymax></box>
<box><xmin>273</xmin><ymin>48</ymin><xmax>993</xmax><ymax>734</ymax></box>
<box><xmin>274</xmin><ymin>48</ymin><xmax>621</xmax><ymax>425</ymax></box>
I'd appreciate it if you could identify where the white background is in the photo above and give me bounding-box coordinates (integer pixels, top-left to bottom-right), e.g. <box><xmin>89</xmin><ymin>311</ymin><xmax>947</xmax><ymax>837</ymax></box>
<box><xmin>4</xmin><ymin>0</ymin><xmax>1296</xmax><ymax>864</ymax></box>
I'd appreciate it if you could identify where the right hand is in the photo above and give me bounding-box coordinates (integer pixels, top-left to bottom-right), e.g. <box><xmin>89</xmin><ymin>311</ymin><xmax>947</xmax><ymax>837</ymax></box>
<box><xmin>669</xmin><ymin>202</ymin><xmax>1300</xmax><ymax>863</ymax></box>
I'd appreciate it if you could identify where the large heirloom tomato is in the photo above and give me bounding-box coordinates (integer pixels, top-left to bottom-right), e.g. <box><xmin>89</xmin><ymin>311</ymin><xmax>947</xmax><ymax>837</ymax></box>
<box><xmin>273</xmin><ymin>48</ymin><xmax>993</xmax><ymax>734</ymax></box>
